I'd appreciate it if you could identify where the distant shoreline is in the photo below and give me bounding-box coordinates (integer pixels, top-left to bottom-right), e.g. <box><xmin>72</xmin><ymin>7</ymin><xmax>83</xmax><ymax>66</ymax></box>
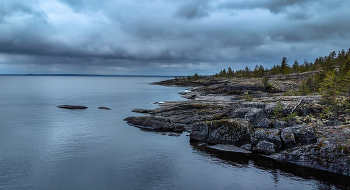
<box><xmin>0</xmin><ymin>74</ymin><xmax>183</xmax><ymax>77</ymax></box>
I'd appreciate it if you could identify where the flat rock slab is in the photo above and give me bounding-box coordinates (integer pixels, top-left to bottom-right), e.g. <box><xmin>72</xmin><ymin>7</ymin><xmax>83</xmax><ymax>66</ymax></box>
<box><xmin>209</xmin><ymin>144</ymin><xmax>252</xmax><ymax>154</ymax></box>
<box><xmin>57</xmin><ymin>105</ymin><xmax>88</xmax><ymax>109</ymax></box>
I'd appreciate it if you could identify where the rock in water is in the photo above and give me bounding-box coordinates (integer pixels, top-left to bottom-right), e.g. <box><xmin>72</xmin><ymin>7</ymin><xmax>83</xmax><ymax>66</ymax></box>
<box><xmin>57</xmin><ymin>105</ymin><xmax>88</xmax><ymax>109</ymax></box>
<box><xmin>98</xmin><ymin>107</ymin><xmax>112</xmax><ymax>110</ymax></box>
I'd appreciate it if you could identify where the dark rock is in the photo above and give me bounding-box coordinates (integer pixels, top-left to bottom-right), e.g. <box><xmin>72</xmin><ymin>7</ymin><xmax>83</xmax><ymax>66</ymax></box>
<box><xmin>241</xmin><ymin>102</ymin><xmax>266</xmax><ymax>109</ymax></box>
<box><xmin>124</xmin><ymin>116</ymin><xmax>184</xmax><ymax>132</ymax></box>
<box><xmin>231</xmin><ymin>108</ymin><xmax>250</xmax><ymax>118</ymax></box>
<box><xmin>240</xmin><ymin>144</ymin><xmax>252</xmax><ymax>151</ymax></box>
<box><xmin>281</xmin><ymin>127</ymin><xmax>296</xmax><ymax>148</ymax></box>
<box><xmin>182</xmin><ymin>94</ymin><xmax>196</xmax><ymax>99</ymax></box>
<box><xmin>270</xmin><ymin>142</ymin><xmax>350</xmax><ymax>177</ymax></box>
<box><xmin>257</xmin><ymin>118</ymin><xmax>273</xmax><ymax>128</ymax></box>
<box><xmin>98</xmin><ymin>107</ymin><xmax>111</xmax><ymax>110</ymax></box>
<box><xmin>251</xmin><ymin>128</ymin><xmax>282</xmax><ymax>150</ymax></box>
<box><xmin>290</xmin><ymin>124</ymin><xmax>317</xmax><ymax>145</ymax></box>
<box><xmin>190</xmin><ymin>119</ymin><xmax>251</xmax><ymax>146</ymax></box>
<box><xmin>132</xmin><ymin>108</ymin><xmax>150</xmax><ymax>113</ymax></box>
<box><xmin>257</xmin><ymin>140</ymin><xmax>277</xmax><ymax>154</ymax></box>
<box><xmin>274</xmin><ymin>121</ymin><xmax>287</xmax><ymax>128</ymax></box>
<box><xmin>57</xmin><ymin>105</ymin><xmax>88</xmax><ymax>109</ymax></box>
<box><xmin>245</xmin><ymin>108</ymin><xmax>266</xmax><ymax>125</ymax></box>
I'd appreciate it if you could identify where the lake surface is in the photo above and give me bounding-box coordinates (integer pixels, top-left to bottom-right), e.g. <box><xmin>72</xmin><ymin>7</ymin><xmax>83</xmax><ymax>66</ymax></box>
<box><xmin>0</xmin><ymin>76</ymin><xmax>349</xmax><ymax>190</ymax></box>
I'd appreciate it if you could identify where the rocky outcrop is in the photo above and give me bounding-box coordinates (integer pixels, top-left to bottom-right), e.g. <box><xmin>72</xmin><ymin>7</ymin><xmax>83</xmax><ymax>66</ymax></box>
<box><xmin>125</xmin><ymin>73</ymin><xmax>350</xmax><ymax>176</ymax></box>
<box><xmin>124</xmin><ymin>116</ymin><xmax>185</xmax><ymax>132</ymax></box>
<box><xmin>190</xmin><ymin>119</ymin><xmax>251</xmax><ymax>146</ymax></box>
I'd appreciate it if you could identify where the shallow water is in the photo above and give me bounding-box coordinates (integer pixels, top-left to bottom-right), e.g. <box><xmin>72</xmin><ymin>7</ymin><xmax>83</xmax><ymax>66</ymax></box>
<box><xmin>0</xmin><ymin>76</ymin><xmax>349</xmax><ymax>190</ymax></box>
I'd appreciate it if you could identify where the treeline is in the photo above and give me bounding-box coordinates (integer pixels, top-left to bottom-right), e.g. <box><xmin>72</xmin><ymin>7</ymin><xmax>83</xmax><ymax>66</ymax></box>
<box><xmin>297</xmin><ymin>49</ymin><xmax>350</xmax><ymax>105</ymax></box>
<box><xmin>214</xmin><ymin>57</ymin><xmax>323</xmax><ymax>78</ymax></box>
<box><xmin>212</xmin><ymin>49</ymin><xmax>350</xmax><ymax>78</ymax></box>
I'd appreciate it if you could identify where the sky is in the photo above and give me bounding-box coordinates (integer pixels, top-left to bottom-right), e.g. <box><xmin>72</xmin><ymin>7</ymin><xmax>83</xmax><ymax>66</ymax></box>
<box><xmin>1</xmin><ymin>0</ymin><xmax>350</xmax><ymax>75</ymax></box>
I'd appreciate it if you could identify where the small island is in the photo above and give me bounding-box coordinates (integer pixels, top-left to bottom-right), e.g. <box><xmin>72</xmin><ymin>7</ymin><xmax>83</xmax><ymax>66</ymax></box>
<box><xmin>125</xmin><ymin>49</ymin><xmax>350</xmax><ymax>177</ymax></box>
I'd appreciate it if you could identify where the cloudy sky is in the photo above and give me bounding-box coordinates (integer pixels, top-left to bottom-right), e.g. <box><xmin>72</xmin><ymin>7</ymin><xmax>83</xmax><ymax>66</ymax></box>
<box><xmin>1</xmin><ymin>0</ymin><xmax>350</xmax><ymax>75</ymax></box>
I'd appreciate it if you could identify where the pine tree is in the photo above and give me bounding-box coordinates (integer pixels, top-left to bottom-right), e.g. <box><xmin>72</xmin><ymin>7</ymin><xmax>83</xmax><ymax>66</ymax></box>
<box><xmin>281</xmin><ymin>57</ymin><xmax>288</xmax><ymax>73</ymax></box>
<box><xmin>227</xmin><ymin>67</ymin><xmax>234</xmax><ymax>77</ymax></box>
<box><xmin>292</xmin><ymin>60</ymin><xmax>299</xmax><ymax>73</ymax></box>
<box><xmin>341</xmin><ymin>70</ymin><xmax>350</xmax><ymax>97</ymax></box>
<box><xmin>319</xmin><ymin>71</ymin><xmax>341</xmax><ymax>105</ymax></box>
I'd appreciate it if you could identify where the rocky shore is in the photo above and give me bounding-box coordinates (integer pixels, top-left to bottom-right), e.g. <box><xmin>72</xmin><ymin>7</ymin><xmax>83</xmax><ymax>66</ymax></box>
<box><xmin>125</xmin><ymin>72</ymin><xmax>350</xmax><ymax>177</ymax></box>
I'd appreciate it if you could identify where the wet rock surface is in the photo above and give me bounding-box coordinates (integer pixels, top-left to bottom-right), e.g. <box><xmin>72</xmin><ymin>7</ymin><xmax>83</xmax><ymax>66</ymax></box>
<box><xmin>125</xmin><ymin>72</ymin><xmax>350</xmax><ymax>176</ymax></box>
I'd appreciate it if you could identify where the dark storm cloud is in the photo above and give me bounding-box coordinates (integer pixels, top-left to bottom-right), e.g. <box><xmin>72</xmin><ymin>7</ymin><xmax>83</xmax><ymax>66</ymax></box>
<box><xmin>174</xmin><ymin>0</ymin><xmax>210</xmax><ymax>19</ymax></box>
<box><xmin>219</xmin><ymin>0</ymin><xmax>315</xmax><ymax>14</ymax></box>
<box><xmin>0</xmin><ymin>0</ymin><xmax>350</xmax><ymax>75</ymax></box>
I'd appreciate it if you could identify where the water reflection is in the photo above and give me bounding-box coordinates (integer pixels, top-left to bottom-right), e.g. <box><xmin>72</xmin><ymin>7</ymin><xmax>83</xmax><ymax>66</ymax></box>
<box><xmin>190</xmin><ymin>142</ymin><xmax>350</xmax><ymax>190</ymax></box>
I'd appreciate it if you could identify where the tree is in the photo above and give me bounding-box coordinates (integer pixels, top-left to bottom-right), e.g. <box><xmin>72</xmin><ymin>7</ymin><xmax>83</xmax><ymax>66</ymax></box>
<box><xmin>319</xmin><ymin>71</ymin><xmax>341</xmax><ymax>105</ymax></box>
<box><xmin>341</xmin><ymin>70</ymin><xmax>350</xmax><ymax>97</ymax></box>
<box><xmin>281</xmin><ymin>57</ymin><xmax>288</xmax><ymax>73</ymax></box>
<box><xmin>227</xmin><ymin>67</ymin><xmax>234</xmax><ymax>77</ymax></box>
<box><xmin>292</xmin><ymin>60</ymin><xmax>299</xmax><ymax>72</ymax></box>
<box><xmin>262</xmin><ymin>76</ymin><xmax>272</xmax><ymax>92</ymax></box>
<box><xmin>244</xmin><ymin>67</ymin><xmax>251</xmax><ymax>78</ymax></box>
<box><xmin>258</xmin><ymin>65</ymin><xmax>265</xmax><ymax>77</ymax></box>
<box><xmin>340</xmin><ymin>55</ymin><xmax>350</xmax><ymax>76</ymax></box>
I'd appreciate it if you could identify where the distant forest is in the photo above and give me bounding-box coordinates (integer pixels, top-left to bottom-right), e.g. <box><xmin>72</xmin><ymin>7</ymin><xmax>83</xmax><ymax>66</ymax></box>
<box><xmin>211</xmin><ymin>48</ymin><xmax>350</xmax><ymax>78</ymax></box>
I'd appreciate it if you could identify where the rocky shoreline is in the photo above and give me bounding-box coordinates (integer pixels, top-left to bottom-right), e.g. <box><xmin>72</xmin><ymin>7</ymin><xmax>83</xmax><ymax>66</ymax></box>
<box><xmin>125</xmin><ymin>72</ymin><xmax>350</xmax><ymax>177</ymax></box>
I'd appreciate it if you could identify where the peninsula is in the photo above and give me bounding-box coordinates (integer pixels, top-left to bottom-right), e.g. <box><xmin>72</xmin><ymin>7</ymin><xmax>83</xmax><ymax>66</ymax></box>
<box><xmin>125</xmin><ymin>50</ymin><xmax>350</xmax><ymax>177</ymax></box>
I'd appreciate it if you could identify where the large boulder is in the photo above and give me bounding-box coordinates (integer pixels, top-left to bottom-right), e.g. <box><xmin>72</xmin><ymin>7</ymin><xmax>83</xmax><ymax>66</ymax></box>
<box><xmin>257</xmin><ymin>140</ymin><xmax>277</xmax><ymax>154</ymax></box>
<box><xmin>257</xmin><ymin>118</ymin><xmax>273</xmax><ymax>128</ymax></box>
<box><xmin>231</xmin><ymin>108</ymin><xmax>250</xmax><ymax>118</ymax></box>
<box><xmin>274</xmin><ymin>120</ymin><xmax>287</xmax><ymax>128</ymax></box>
<box><xmin>290</xmin><ymin>124</ymin><xmax>317</xmax><ymax>145</ymax></box>
<box><xmin>281</xmin><ymin>127</ymin><xmax>296</xmax><ymax>148</ymax></box>
<box><xmin>190</xmin><ymin>119</ymin><xmax>252</xmax><ymax>146</ymax></box>
<box><xmin>251</xmin><ymin>128</ymin><xmax>282</xmax><ymax>150</ymax></box>
<box><xmin>245</xmin><ymin>108</ymin><xmax>266</xmax><ymax>125</ymax></box>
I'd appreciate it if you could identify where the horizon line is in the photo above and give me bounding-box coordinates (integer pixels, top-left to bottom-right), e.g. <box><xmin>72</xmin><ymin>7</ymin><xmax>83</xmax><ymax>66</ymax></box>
<box><xmin>0</xmin><ymin>74</ymin><xmax>185</xmax><ymax>77</ymax></box>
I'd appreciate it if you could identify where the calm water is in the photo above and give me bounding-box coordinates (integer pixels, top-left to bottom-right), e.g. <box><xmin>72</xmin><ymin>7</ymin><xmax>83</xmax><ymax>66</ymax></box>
<box><xmin>0</xmin><ymin>76</ymin><xmax>349</xmax><ymax>190</ymax></box>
